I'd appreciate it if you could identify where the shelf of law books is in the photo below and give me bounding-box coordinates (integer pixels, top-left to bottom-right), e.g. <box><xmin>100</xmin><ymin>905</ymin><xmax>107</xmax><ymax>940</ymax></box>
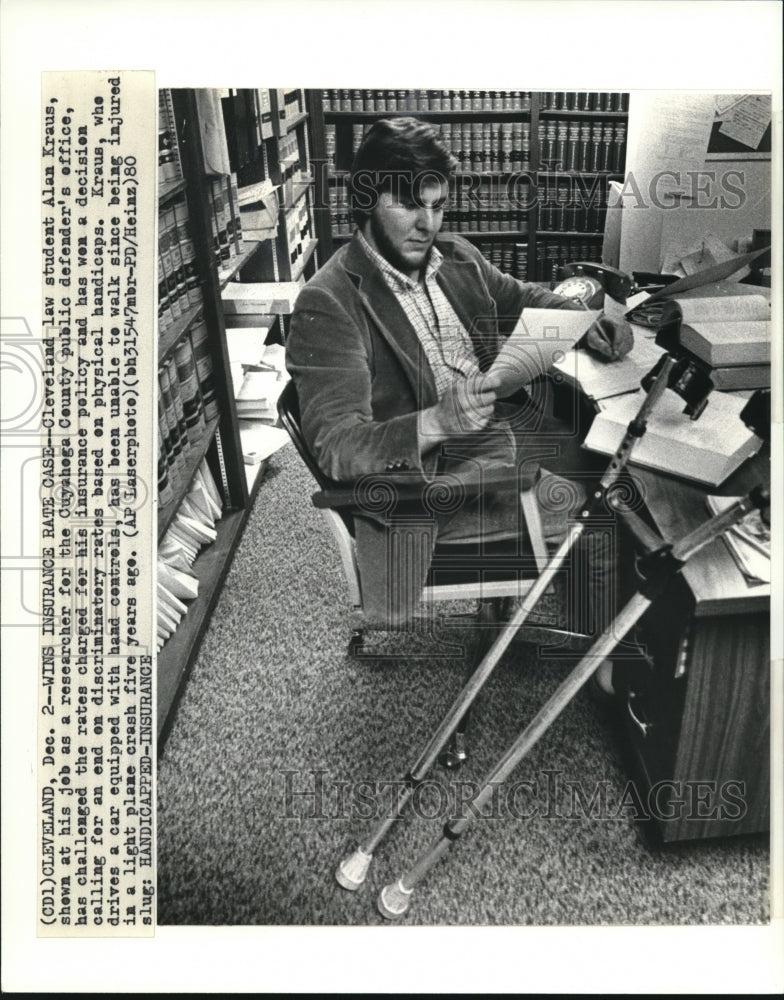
<box><xmin>310</xmin><ymin>89</ymin><xmax>628</xmax><ymax>282</ymax></box>
<box><xmin>217</xmin><ymin>88</ymin><xmax>315</xmax><ymax>499</ymax></box>
<box><xmin>155</xmin><ymin>88</ymin><xmax>301</xmax><ymax>744</ymax></box>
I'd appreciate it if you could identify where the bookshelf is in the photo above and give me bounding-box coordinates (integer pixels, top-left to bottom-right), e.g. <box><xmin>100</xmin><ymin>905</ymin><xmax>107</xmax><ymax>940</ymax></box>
<box><xmin>228</xmin><ymin>88</ymin><xmax>320</xmax><ymax>340</ymax></box>
<box><xmin>156</xmin><ymin>88</ymin><xmax>318</xmax><ymax>746</ymax></box>
<box><xmin>309</xmin><ymin>89</ymin><xmax>628</xmax><ymax>282</ymax></box>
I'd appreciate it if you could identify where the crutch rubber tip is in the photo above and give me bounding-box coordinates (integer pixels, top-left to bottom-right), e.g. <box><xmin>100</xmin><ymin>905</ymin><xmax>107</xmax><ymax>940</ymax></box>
<box><xmin>335</xmin><ymin>847</ymin><xmax>373</xmax><ymax>891</ymax></box>
<box><xmin>377</xmin><ymin>880</ymin><xmax>413</xmax><ymax>920</ymax></box>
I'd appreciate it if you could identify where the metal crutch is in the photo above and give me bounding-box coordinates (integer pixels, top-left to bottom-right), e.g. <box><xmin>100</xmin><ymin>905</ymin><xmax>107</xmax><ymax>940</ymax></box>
<box><xmin>336</xmin><ymin>355</ymin><xmax>677</xmax><ymax>891</ymax></box>
<box><xmin>376</xmin><ymin>483</ymin><xmax>770</xmax><ymax>918</ymax></box>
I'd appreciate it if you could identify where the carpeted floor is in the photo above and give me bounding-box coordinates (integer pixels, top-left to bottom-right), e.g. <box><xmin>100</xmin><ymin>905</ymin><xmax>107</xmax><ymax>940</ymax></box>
<box><xmin>156</xmin><ymin>443</ymin><xmax>769</xmax><ymax>926</ymax></box>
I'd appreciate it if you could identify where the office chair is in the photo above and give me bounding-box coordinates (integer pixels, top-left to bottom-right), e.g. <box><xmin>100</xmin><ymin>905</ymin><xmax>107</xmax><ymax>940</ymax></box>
<box><xmin>277</xmin><ymin>379</ymin><xmax>586</xmax><ymax>764</ymax></box>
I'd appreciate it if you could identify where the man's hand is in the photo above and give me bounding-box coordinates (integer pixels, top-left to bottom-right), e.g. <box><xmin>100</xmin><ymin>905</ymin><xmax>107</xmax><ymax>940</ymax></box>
<box><xmin>584</xmin><ymin>315</ymin><xmax>634</xmax><ymax>362</ymax></box>
<box><xmin>419</xmin><ymin>371</ymin><xmax>501</xmax><ymax>447</ymax></box>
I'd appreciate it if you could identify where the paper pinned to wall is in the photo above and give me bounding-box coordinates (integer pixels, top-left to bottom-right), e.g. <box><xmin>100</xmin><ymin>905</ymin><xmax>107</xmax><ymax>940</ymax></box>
<box><xmin>714</xmin><ymin>94</ymin><xmax>747</xmax><ymax>122</ymax></box>
<box><xmin>718</xmin><ymin>95</ymin><xmax>771</xmax><ymax>150</ymax></box>
<box><xmin>650</xmin><ymin>94</ymin><xmax>715</xmax><ymax>174</ymax></box>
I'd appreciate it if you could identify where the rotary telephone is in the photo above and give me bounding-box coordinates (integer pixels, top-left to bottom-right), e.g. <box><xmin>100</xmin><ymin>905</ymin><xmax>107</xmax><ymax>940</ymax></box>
<box><xmin>552</xmin><ymin>262</ymin><xmax>633</xmax><ymax>307</ymax></box>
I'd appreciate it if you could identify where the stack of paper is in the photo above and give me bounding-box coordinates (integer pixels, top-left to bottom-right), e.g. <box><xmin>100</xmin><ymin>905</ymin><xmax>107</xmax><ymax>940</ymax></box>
<box><xmin>706</xmin><ymin>495</ymin><xmax>770</xmax><ymax>585</ymax></box>
<box><xmin>157</xmin><ymin>458</ymin><xmax>224</xmax><ymax>651</ymax></box>
<box><xmin>235</xmin><ymin>369</ymin><xmax>285</xmax><ymax>421</ymax></box>
<box><xmin>236</xmin><ymin>179</ymin><xmax>279</xmax><ymax>239</ymax></box>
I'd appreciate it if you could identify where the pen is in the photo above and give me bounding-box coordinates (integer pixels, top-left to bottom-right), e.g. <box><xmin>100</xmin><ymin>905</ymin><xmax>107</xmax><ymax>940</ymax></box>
<box><xmin>575</xmin><ymin>297</ymin><xmax>618</xmax><ymax>361</ymax></box>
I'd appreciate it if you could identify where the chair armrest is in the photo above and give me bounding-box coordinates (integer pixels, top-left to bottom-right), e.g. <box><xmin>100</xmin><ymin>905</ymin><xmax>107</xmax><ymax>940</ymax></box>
<box><xmin>312</xmin><ymin>465</ymin><xmax>539</xmax><ymax>511</ymax></box>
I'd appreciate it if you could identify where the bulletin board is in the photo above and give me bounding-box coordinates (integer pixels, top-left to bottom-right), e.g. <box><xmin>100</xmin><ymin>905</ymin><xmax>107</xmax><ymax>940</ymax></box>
<box><xmin>706</xmin><ymin>94</ymin><xmax>772</xmax><ymax>159</ymax></box>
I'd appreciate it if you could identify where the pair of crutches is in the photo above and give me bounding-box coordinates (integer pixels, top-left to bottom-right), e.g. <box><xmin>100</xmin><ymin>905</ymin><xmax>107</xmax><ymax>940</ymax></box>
<box><xmin>335</xmin><ymin>355</ymin><xmax>768</xmax><ymax>919</ymax></box>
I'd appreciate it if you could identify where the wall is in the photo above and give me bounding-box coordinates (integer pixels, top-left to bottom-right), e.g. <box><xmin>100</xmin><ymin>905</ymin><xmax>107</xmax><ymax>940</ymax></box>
<box><xmin>614</xmin><ymin>92</ymin><xmax>771</xmax><ymax>274</ymax></box>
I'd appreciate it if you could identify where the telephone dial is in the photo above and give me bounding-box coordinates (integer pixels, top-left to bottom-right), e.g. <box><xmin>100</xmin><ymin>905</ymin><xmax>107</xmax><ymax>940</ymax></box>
<box><xmin>552</xmin><ymin>262</ymin><xmax>633</xmax><ymax>308</ymax></box>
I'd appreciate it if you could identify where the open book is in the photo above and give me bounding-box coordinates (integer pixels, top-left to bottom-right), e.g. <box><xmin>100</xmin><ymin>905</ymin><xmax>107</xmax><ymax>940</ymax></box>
<box><xmin>488</xmin><ymin>307</ymin><xmax>600</xmax><ymax>395</ymax></box>
<box><xmin>582</xmin><ymin>387</ymin><xmax>761</xmax><ymax>487</ymax></box>
<box><xmin>552</xmin><ymin>334</ymin><xmax>665</xmax><ymax>404</ymax></box>
<box><xmin>660</xmin><ymin>294</ymin><xmax>770</xmax><ymax>367</ymax></box>
<box><xmin>625</xmin><ymin>243</ymin><xmax>771</xmax><ymax>327</ymax></box>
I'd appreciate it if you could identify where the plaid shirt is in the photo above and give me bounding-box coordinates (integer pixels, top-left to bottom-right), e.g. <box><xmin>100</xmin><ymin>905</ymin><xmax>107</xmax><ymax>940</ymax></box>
<box><xmin>357</xmin><ymin>231</ymin><xmax>480</xmax><ymax>398</ymax></box>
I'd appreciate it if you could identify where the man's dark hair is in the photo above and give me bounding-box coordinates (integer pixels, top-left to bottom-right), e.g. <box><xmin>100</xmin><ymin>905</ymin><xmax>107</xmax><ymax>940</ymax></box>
<box><xmin>347</xmin><ymin>117</ymin><xmax>458</xmax><ymax>225</ymax></box>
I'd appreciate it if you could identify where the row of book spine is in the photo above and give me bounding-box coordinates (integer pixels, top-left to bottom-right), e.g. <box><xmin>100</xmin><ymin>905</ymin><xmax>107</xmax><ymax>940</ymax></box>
<box><xmin>477</xmin><ymin>241</ymin><xmax>529</xmax><ymax>282</ymax></box>
<box><xmin>538</xmin><ymin>120</ymin><xmax>626</xmax><ymax>173</ymax></box>
<box><xmin>322</xmin><ymin>90</ymin><xmax>534</xmax><ymax>113</ymax></box>
<box><xmin>254</xmin><ymin>89</ymin><xmax>275</xmax><ymax>140</ymax></box>
<box><xmin>277</xmin><ymin>130</ymin><xmax>307</xmax><ymax>211</ymax></box>
<box><xmin>208</xmin><ymin>173</ymin><xmax>245</xmax><ymax>271</ymax></box>
<box><xmin>158</xmin><ymin>88</ymin><xmax>184</xmax><ymax>188</ymax></box>
<box><xmin>285</xmin><ymin>196</ymin><xmax>315</xmax><ymax>272</ymax></box>
<box><xmin>538</xmin><ymin>182</ymin><xmax>609</xmax><ymax>233</ymax></box>
<box><xmin>277</xmin><ymin>88</ymin><xmax>304</xmax><ymax>123</ymax></box>
<box><xmin>278</xmin><ymin>131</ymin><xmax>303</xmax><ymax>185</ymax></box>
<box><xmin>158</xmin><ymin>195</ymin><xmax>203</xmax><ymax>332</ymax></box>
<box><xmin>444</xmin><ymin>185</ymin><xmax>531</xmax><ymax>232</ymax></box>
<box><xmin>322</xmin><ymin>90</ymin><xmax>628</xmax><ymax>114</ymax></box>
<box><xmin>158</xmin><ymin>457</ymin><xmax>224</xmax><ymax>651</ymax></box>
<box><xmin>327</xmin><ymin>181</ymin><xmax>350</xmax><ymax>236</ymax></box>
<box><xmin>324</xmin><ymin>120</ymin><xmax>625</xmax><ymax>175</ymax></box>
<box><xmin>218</xmin><ymin>88</ymin><xmax>275</xmax><ymax>175</ymax></box>
<box><xmin>540</xmin><ymin>91</ymin><xmax>628</xmax><ymax>113</ymax></box>
<box><xmin>439</xmin><ymin>121</ymin><xmax>532</xmax><ymax>171</ymax></box>
<box><xmin>158</xmin><ymin>319</ymin><xmax>220</xmax><ymax>507</ymax></box>
<box><xmin>327</xmin><ymin>177</ymin><xmax>608</xmax><ymax>235</ymax></box>
<box><xmin>536</xmin><ymin>238</ymin><xmax>603</xmax><ymax>282</ymax></box>
<box><xmin>324</xmin><ymin>121</ymin><xmax>535</xmax><ymax>173</ymax></box>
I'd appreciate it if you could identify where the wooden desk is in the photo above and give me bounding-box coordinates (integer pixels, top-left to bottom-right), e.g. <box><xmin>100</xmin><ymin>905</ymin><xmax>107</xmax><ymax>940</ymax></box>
<box><xmin>551</xmin><ymin>330</ymin><xmax>771</xmax><ymax>842</ymax></box>
<box><xmin>617</xmin><ymin>452</ymin><xmax>770</xmax><ymax>842</ymax></box>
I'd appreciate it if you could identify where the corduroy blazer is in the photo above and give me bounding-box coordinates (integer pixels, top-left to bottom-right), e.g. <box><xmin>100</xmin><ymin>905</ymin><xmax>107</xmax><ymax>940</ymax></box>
<box><xmin>286</xmin><ymin>232</ymin><xmax>579</xmax><ymax>623</ymax></box>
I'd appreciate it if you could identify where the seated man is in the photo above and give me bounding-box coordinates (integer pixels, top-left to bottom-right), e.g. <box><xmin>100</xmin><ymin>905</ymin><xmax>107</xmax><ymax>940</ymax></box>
<box><xmin>287</xmin><ymin>117</ymin><xmax>632</xmax><ymax>639</ymax></box>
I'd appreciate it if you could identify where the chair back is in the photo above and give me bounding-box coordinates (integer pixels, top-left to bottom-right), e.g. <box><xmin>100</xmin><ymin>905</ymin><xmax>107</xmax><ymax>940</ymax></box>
<box><xmin>277</xmin><ymin>379</ymin><xmax>336</xmax><ymax>490</ymax></box>
<box><xmin>277</xmin><ymin>378</ymin><xmax>363</xmax><ymax>606</ymax></box>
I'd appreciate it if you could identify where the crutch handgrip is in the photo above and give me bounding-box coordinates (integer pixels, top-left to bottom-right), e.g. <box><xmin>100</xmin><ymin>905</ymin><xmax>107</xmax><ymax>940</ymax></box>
<box><xmin>335</xmin><ymin>846</ymin><xmax>373</xmax><ymax>891</ymax></box>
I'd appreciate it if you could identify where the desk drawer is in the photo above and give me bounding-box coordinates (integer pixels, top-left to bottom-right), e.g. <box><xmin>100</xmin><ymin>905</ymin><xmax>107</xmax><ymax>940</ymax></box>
<box><xmin>616</xmin><ymin>522</ymin><xmax>770</xmax><ymax>842</ymax></box>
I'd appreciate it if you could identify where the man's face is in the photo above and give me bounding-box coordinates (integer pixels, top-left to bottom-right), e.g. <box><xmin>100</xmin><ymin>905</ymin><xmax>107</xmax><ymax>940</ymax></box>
<box><xmin>363</xmin><ymin>178</ymin><xmax>448</xmax><ymax>279</ymax></box>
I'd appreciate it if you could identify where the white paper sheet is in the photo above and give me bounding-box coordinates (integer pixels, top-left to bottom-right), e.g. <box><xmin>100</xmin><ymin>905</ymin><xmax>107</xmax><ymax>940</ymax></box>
<box><xmin>488</xmin><ymin>307</ymin><xmax>600</xmax><ymax>394</ymax></box>
<box><xmin>718</xmin><ymin>94</ymin><xmax>771</xmax><ymax>149</ymax></box>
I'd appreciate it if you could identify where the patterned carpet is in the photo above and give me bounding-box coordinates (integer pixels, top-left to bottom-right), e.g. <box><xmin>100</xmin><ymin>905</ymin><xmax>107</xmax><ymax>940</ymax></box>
<box><xmin>156</xmin><ymin>443</ymin><xmax>769</xmax><ymax>926</ymax></box>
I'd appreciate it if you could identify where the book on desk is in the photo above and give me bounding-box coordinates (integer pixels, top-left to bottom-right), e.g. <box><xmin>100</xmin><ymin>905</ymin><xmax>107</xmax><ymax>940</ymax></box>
<box><xmin>659</xmin><ymin>293</ymin><xmax>770</xmax><ymax>390</ymax></box>
<box><xmin>565</xmin><ymin>278</ymin><xmax>769</xmax><ymax>487</ymax></box>
<box><xmin>582</xmin><ymin>385</ymin><xmax>761</xmax><ymax>488</ymax></box>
